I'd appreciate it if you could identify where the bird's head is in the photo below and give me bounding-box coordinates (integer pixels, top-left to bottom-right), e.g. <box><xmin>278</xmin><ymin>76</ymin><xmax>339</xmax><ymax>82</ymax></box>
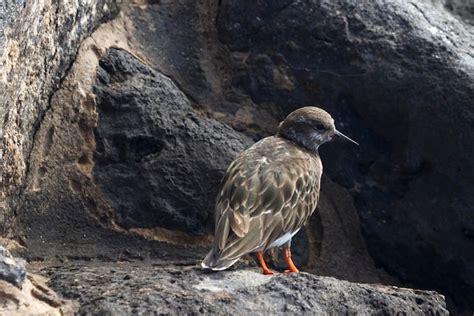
<box><xmin>277</xmin><ymin>106</ymin><xmax>358</xmax><ymax>152</ymax></box>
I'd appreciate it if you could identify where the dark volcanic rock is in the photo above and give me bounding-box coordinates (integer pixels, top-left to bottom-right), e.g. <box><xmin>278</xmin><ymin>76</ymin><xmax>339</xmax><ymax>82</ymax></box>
<box><xmin>217</xmin><ymin>0</ymin><xmax>474</xmax><ymax>311</ymax></box>
<box><xmin>127</xmin><ymin>1</ymin><xmax>282</xmax><ymax>139</ymax></box>
<box><xmin>38</xmin><ymin>262</ymin><xmax>448</xmax><ymax>315</ymax></box>
<box><xmin>94</xmin><ymin>48</ymin><xmax>252</xmax><ymax>233</ymax></box>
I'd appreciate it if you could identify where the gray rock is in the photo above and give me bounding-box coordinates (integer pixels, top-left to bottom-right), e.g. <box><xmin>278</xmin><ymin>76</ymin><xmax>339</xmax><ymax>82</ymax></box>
<box><xmin>217</xmin><ymin>0</ymin><xmax>474</xmax><ymax>311</ymax></box>
<box><xmin>0</xmin><ymin>1</ymin><xmax>22</xmax><ymax>51</ymax></box>
<box><xmin>93</xmin><ymin>48</ymin><xmax>252</xmax><ymax>233</ymax></box>
<box><xmin>0</xmin><ymin>0</ymin><xmax>120</xmax><ymax>237</ymax></box>
<box><xmin>0</xmin><ymin>246</ymin><xmax>25</xmax><ymax>288</ymax></box>
<box><xmin>429</xmin><ymin>0</ymin><xmax>474</xmax><ymax>24</ymax></box>
<box><xmin>38</xmin><ymin>261</ymin><xmax>448</xmax><ymax>315</ymax></box>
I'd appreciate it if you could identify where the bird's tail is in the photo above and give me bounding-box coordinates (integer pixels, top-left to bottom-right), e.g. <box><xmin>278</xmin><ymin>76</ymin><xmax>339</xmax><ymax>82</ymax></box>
<box><xmin>201</xmin><ymin>247</ymin><xmax>240</xmax><ymax>271</ymax></box>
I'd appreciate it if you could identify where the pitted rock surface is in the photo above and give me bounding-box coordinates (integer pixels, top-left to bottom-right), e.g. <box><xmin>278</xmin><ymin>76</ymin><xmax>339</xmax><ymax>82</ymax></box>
<box><xmin>36</xmin><ymin>262</ymin><xmax>448</xmax><ymax>315</ymax></box>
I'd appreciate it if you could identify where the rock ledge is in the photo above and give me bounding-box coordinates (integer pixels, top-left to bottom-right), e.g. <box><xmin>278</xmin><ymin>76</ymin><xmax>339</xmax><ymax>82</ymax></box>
<box><xmin>37</xmin><ymin>262</ymin><xmax>448</xmax><ymax>315</ymax></box>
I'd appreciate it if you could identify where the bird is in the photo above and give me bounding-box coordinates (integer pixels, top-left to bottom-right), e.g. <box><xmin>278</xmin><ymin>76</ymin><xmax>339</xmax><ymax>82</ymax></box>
<box><xmin>201</xmin><ymin>106</ymin><xmax>358</xmax><ymax>274</ymax></box>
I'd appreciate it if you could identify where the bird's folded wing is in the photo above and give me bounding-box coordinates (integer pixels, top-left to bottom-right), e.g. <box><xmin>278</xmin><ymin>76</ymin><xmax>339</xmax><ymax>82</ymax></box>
<box><xmin>215</xmin><ymin>155</ymin><xmax>316</xmax><ymax>248</ymax></box>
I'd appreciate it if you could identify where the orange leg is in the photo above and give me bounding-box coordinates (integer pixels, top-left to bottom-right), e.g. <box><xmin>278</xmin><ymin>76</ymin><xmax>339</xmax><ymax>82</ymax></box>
<box><xmin>255</xmin><ymin>252</ymin><xmax>274</xmax><ymax>275</ymax></box>
<box><xmin>282</xmin><ymin>248</ymin><xmax>299</xmax><ymax>273</ymax></box>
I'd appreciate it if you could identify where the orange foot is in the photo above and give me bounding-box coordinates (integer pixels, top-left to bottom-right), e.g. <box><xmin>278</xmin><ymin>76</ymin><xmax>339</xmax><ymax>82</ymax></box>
<box><xmin>262</xmin><ymin>268</ymin><xmax>274</xmax><ymax>275</ymax></box>
<box><xmin>256</xmin><ymin>251</ymin><xmax>274</xmax><ymax>275</ymax></box>
<box><xmin>282</xmin><ymin>248</ymin><xmax>299</xmax><ymax>273</ymax></box>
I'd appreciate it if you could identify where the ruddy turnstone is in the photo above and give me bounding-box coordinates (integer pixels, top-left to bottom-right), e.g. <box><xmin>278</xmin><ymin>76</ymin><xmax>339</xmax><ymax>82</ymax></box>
<box><xmin>202</xmin><ymin>106</ymin><xmax>358</xmax><ymax>274</ymax></box>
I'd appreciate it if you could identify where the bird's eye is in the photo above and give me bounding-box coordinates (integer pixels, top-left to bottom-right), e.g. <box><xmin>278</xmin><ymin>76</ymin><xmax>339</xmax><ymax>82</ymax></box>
<box><xmin>315</xmin><ymin>124</ymin><xmax>325</xmax><ymax>131</ymax></box>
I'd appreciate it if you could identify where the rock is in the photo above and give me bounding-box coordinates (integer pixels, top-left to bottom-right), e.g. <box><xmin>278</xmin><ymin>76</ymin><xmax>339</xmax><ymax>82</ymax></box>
<box><xmin>37</xmin><ymin>261</ymin><xmax>448</xmax><ymax>315</ymax></box>
<box><xmin>0</xmin><ymin>273</ymin><xmax>75</xmax><ymax>315</ymax></box>
<box><xmin>216</xmin><ymin>0</ymin><xmax>474</xmax><ymax>311</ymax></box>
<box><xmin>430</xmin><ymin>0</ymin><xmax>474</xmax><ymax>24</ymax></box>
<box><xmin>0</xmin><ymin>1</ymin><xmax>22</xmax><ymax>51</ymax></box>
<box><xmin>0</xmin><ymin>0</ymin><xmax>120</xmax><ymax>237</ymax></box>
<box><xmin>93</xmin><ymin>48</ymin><xmax>252</xmax><ymax>234</ymax></box>
<box><xmin>126</xmin><ymin>0</ymin><xmax>282</xmax><ymax>138</ymax></box>
<box><xmin>0</xmin><ymin>246</ymin><xmax>26</xmax><ymax>288</ymax></box>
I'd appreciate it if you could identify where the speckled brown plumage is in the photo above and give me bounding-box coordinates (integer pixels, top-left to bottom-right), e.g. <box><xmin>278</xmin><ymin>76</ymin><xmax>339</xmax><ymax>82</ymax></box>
<box><xmin>202</xmin><ymin>106</ymin><xmax>357</xmax><ymax>272</ymax></box>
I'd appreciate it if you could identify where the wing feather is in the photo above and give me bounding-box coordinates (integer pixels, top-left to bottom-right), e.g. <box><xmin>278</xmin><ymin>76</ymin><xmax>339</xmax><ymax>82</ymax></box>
<box><xmin>216</xmin><ymin>211</ymin><xmax>230</xmax><ymax>250</ymax></box>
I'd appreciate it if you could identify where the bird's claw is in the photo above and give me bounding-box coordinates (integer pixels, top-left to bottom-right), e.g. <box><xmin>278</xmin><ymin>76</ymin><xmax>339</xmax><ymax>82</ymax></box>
<box><xmin>262</xmin><ymin>269</ymin><xmax>274</xmax><ymax>275</ymax></box>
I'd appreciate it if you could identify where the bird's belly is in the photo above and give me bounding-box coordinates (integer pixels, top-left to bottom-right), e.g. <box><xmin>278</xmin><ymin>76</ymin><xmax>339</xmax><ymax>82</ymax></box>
<box><xmin>268</xmin><ymin>229</ymin><xmax>300</xmax><ymax>248</ymax></box>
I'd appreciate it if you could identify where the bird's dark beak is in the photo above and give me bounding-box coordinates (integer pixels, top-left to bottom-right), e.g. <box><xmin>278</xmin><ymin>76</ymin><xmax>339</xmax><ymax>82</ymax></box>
<box><xmin>334</xmin><ymin>130</ymin><xmax>359</xmax><ymax>146</ymax></box>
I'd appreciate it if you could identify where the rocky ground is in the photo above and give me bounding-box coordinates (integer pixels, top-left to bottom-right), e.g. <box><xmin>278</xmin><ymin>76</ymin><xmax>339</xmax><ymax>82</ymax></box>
<box><xmin>32</xmin><ymin>260</ymin><xmax>448</xmax><ymax>315</ymax></box>
<box><xmin>1</xmin><ymin>0</ymin><xmax>473</xmax><ymax>314</ymax></box>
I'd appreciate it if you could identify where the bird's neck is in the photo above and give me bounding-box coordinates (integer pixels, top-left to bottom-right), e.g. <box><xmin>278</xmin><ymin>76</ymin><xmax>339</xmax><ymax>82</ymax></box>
<box><xmin>276</xmin><ymin>131</ymin><xmax>321</xmax><ymax>154</ymax></box>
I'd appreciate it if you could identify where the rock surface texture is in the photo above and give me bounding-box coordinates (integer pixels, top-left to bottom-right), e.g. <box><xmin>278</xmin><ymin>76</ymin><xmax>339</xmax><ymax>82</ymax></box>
<box><xmin>35</xmin><ymin>262</ymin><xmax>448</xmax><ymax>315</ymax></box>
<box><xmin>0</xmin><ymin>0</ymin><xmax>119</xmax><ymax>236</ymax></box>
<box><xmin>0</xmin><ymin>0</ymin><xmax>472</xmax><ymax>314</ymax></box>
